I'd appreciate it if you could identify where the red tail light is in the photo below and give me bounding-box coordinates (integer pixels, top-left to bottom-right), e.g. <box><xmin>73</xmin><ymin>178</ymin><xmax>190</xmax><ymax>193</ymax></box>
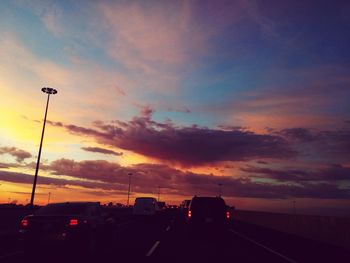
<box><xmin>226</xmin><ymin>211</ymin><xmax>230</xmax><ymax>219</ymax></box>
<box><xmin>188</xmin><ymin>210</ymin><xmax>192</xmax><ymax>218</ymax></box>
<box><xmin>69</xmin><ymin>219</ymin><xmax>78</xmax><ymax>226</ymax></box>
<box><xmin>20</xmin><ymin>219</ymin><xmax>28</xmax><ymax>227</ymax></box>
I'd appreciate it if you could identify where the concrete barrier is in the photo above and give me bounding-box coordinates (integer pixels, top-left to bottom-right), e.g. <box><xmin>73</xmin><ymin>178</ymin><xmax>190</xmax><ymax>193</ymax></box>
<box><xmin>233</xmin><ymin>210</ymin><xmax>350</xmax><ymax>249</ymax></box>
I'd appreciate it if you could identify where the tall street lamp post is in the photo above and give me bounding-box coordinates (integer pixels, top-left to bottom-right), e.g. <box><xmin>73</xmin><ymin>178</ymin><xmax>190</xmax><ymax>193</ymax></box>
<box><xmin>47</xmin><ymin>192</ymin><xmax>51</xmax><ymax>204</ymax></box>
<box><xmin>30</xmin><ymin>87</ymin><xmax>57</xmax><ymax>206</ymax></box>
<box><xmin>158</xmin><ymin>186</ymin><xmax>161</xmax><ymax>202</ymax></box>
<box><xmin>127</xmin><ymin>173</ymin><xmax>132</xmax><ymax>206</ymax></box>
<box><xmin>218</xmin><ymin>183</ymin><xmax>222</xmax><ymax>197</ymax></box>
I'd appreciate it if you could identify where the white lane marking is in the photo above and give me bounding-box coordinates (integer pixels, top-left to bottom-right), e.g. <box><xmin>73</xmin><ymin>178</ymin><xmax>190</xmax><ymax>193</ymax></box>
<box><xmin>0</xmin><ymin>251</ymin><xmax>24</xmax><ymax>260</ymax></box>
<box><xmin>229</xmin><ymin>229</ymin><xmax>298</xmax><ymax>263</ymax></box>
<box><xmin>166</xmin><ymin>225</ymin><xmax>171</xmax><ymax>231</ymax></box>
<box><xmin>146</xmin><ymin>241</ymin><xmax>161</xmax><ymax>257</ymax></box>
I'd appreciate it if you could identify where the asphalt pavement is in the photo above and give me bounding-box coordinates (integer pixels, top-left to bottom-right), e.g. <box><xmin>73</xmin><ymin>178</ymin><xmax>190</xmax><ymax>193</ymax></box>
<box><xmin>1</xmin><ymin>210</ymin><xmax>349</xmax><ymax>263</ymax></box>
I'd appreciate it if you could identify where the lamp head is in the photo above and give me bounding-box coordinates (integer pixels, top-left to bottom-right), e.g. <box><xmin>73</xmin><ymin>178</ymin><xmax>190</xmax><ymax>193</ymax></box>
<box><xmin>41</xmin><ymin>87</ymin><xmax>58</xmax><ymax>95</ymax></box>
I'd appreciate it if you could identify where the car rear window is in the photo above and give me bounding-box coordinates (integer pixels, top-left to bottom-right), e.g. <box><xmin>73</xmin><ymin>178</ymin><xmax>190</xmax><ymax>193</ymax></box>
<box><xmin>135</xmin><ymin>198</ymin><xmax>155</xmax><ymax>204</ymax></box>
<box><xmin>190</xmin><ymin>198</ymin><xmax>226</xmax><ymax>212</ymax></box>
<box><xmin>35</xmin><ymin>204</ymin><xmax>87</xmax><ymax>216</ymax></box>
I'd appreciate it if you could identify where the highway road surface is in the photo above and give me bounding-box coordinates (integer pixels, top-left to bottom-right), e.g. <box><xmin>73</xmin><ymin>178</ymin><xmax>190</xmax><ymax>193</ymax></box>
<box><xmin>1</xmin><ymin>210</ymin><xmax>349</xmax><ymax>263</ymax></box>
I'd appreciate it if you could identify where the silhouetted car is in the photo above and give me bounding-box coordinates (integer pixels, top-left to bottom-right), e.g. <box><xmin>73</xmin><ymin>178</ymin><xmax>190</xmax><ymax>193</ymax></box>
<box><xmin>18</xmin><ymin>202</ymin><xmax>115</xmax><ymax>253</ymax></box>
<box><xmin>187</xmin><ymin>196</ymin><xmax>230</xmax><ymax>231</ymax></box>
<box><xmin>133</xmin><ymin>197</ymin><xmax>160</xmax><ymax>215</ymax></box>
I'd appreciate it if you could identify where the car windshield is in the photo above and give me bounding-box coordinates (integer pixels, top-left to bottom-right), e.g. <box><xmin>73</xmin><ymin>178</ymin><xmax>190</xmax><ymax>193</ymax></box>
<box><xmin>35</xmin><ymin>203</ymin><xmax>87</xmax><ymax>216</ymax></box>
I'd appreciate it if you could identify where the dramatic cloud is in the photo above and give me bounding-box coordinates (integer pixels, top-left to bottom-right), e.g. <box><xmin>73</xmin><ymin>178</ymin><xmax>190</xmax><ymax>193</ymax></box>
<box><xmin>49</xmin><ymin>159</ymin><xmax>125</xmax><ymax>184</ymax></box>
<box><xmin>241</xmin><ymin>164</ymin><xmax>350</xmax><ymax>182</ymax></box>
<box><xmin>0</xmin><ymin>162</ymin><xmax>21</xmax><ymax>169</ymax></box>
<box><xmin>278</xmin><ymin>128</ymin><xmax>318</xmax><ymax>142</ymax></box>
<box><xmin>277</xmin><ymin>127</ymin><xmax>350</xmax><ymax>162</ymax></box>
<box><xmin>0</xmin><ymin>170</ymin><xmax>121</xmax><ymax>191</ymax></box>
<box><xmin>81</xmin><ymin>147</ymin><xmax>122</xmax><ymax>156</ymax></box>
<box><xmin>0</xmin><ymin>147</ymin><xmax>32</xmax><ymax>162</ymax></box>
<box><xmin>0</xmin><ymin>163</ymin><xmax>11</xmax><ymax>169</ymax></box>
<box><xmin>0</xmin><ymin>160</ymin><xmax>348</xmax><ymax>200</ymax></box>
<box><xmin>48</xmin><ymin>116</ymin><xmax>295</xmax><ymax>166</ymax></box>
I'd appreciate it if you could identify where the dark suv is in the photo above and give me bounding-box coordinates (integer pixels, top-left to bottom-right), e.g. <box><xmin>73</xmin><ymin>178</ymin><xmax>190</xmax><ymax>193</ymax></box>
<box><xmin>19</xmin><ymin>202</ymin><xmax>115</xmax><ymax>254</ymax></box>
<box><xmin>187</xmin><ymin>196</ymin><xmax>230</xmax><ymax>231</ymax></box>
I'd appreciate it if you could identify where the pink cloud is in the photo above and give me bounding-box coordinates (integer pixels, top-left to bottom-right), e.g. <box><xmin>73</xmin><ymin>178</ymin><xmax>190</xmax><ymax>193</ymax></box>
<box><xmin>81</xmin><ymin>147</ymin><xmax>123</xmax><ymax>156</ymax></box>
<box><xmin>241</xmin><ymin>163</ymin><xmax>350</xmax><ymax>182</ymax></box>
<box><xmin>98</xmin><ymin>1</ymin><xmax>205</xmax><ymax>68</ymax></box>
<box><xmin>1</xmin><ymin>160</ymin><xmax>349</xmax><ymax>200</ymax></box>
<box><xmin>47</xmin><ymin>113</ymin><xmax>295</xmax><ymax>167</ymax></box>
<box><xmin>0</xmin><ymin>146</ymin><xmax>32</xmax><ymax>162</ymax></box>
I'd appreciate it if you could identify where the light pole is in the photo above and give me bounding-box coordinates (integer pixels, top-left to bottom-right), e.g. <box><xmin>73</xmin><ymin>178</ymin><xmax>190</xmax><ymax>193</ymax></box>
<box><xmin>47</xmin><ymin>192</ymin><xmax>51</xmax><ymax>204</ymax></box>
<box><xmin>127</xmin><ymin>173</ymin><xmax>132</xmax><ymax>206</ymax></box>
<box><xmin>158</xmin><ymin>186</ymin><xmax>161</xmax><ymax>202</ymax></box>
<box><xmin>30</xmin><ymin>87</ymin><xmax>57</xmax><ymax>206</ymax></box>
<box><xmin>293</xmin><ymin>200</ymin><xmax>296</xmax><ymax>215</ymax></box>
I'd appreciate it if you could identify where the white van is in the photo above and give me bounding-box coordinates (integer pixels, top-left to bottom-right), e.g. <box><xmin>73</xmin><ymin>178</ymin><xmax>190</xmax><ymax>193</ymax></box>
<box><xmin>132</xmin><ymin>197</ymin><xmax>159</xmax><ymax>216</ymax></box>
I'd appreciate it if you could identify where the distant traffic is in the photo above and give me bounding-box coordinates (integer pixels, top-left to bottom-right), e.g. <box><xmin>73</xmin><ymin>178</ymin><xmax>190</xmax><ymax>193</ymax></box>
<box><xmin>0</xmin><ymin>196</ymin><xmax>348</xmax><ymax>263</ymax></box>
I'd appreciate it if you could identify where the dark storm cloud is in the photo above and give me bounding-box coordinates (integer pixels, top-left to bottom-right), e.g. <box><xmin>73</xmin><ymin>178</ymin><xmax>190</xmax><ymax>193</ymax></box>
<box><xmin>256</xmin><ymin>161</ymin><xmax>268</xmax><ymax>165</ymax></box>
<box><xmin>278</xmin><ymin>127</ymin><xmax>350</xmax><ymax>159</ymax></box>
<box><xmin>278</xmin><ymin>128</ymin><xmax>318</xmax><ymax>142</ymax></box>
<box><xmin>49</xmin><ymin>159</ymin><xmax>125</xmax><ymax>184</ymax></box>
<box><xmin>114</xmin><ymin>123</ymin><xmax>295</xmax><ymax>166</ymax></box>
<box><xmin>0</xmin><ymin>170</ymin><xmax>120</xmax><ymax>191</ymax></box>
<box><xmin>0</xmin><ymin>146</ymin><xmax>32</xmax><ymax>162</ymax></box>
<box><xmin>48</xmin><ymin>159</ymin><xmax>181</xmax><ymax>193</ymax></box>
<box><xmin>1</xmin><ymin>159</ymin><xmax>346</xmax><ymax>199</ymax></box>
<box><xmin>241</xmin><ymin>164</ymin><xmax>350</xmax><ymax>182</ymax></box>
<box><xmin>279</xmin><ymin>127</ymin><xmax>350</xmax><ymax>145</ymax></box>
<box><xmin>81</xmin><ymin>147</ymin><xmax>123</xmax><ymax>156</ymax></box>
<box><xmin>48</xmin><ymin>115</ymin><xmax>295</xmax><ymax>166</ymax></box>
<box><xmin>48</xmin><ymin>121</ymin><xmax>108</xmax><ymax>137</ymax></box>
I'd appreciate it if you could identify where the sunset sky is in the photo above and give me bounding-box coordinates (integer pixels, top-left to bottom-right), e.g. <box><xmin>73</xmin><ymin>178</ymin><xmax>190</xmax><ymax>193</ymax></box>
<box><xmin>0</xmin><ymin>0</ymin><xmax>349</xmax><ymax>216</ymax></box>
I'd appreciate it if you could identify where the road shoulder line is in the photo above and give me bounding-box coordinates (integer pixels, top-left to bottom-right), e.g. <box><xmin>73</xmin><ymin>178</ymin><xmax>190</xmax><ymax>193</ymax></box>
<box><xmin>229</xmin><ymin>229</ymin><xmax>297</xmax><ymax>263</ymax></box>
<box><xmin>146</xmin><ymin>240</ymin><xmax>161</xmax><ymax>257</ymax></box>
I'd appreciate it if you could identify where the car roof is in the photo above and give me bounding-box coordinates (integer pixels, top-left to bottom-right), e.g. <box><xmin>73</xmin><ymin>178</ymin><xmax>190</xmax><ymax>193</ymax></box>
<box><xmin>190</xmin><ymin>196</ymin><xmax>226</xmax><ymax>205</ymax></box>
<box><xmin>47</xmin><ymin>202</ymin><xmax>100</xmax><ymax>205</ymax></box>
<box><xmin>191</xmin><ymin>196</ymin><xmax>224</xmax><ymax>200</ymax></box>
